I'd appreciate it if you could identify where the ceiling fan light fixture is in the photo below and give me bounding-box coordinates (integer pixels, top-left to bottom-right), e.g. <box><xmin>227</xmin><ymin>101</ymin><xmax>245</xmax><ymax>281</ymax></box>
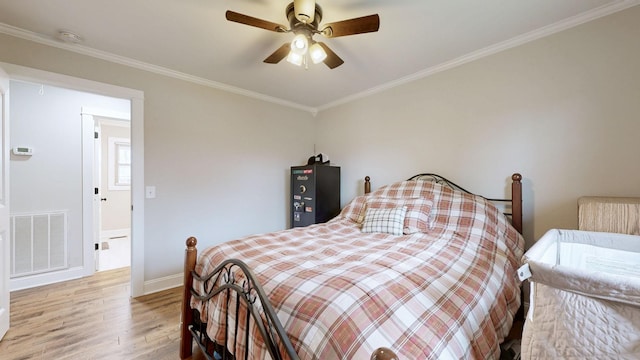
<box><xmin>309</xmin><ymin>43</ymin><xmax>327</xmax><ymax>64</ymax></box>
<box><xmin>286</xmin><ymin>51</ymin><xmax>304</xmax><ymax>66</ymax></box>
<box><xmin>294</xmin><ymin>0</ymin><xmax>315</xmax><ymax>23</ymax></box>
<box><xmin>290</xmin><ymin>33</ymin><xmax>308</xmax><ymax>55</ymax></box>
<box><xmin>226</xmin><ymin>1</ymin><xmax>379</xmax><ymax>69</ymax></box>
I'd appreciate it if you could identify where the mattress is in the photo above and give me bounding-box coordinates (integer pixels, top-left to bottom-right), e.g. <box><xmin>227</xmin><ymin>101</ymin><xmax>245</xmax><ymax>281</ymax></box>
<box><xmin>520</xmin><ymin>229</ymin><xmax>640</xmax><ymax>359</ymax></box>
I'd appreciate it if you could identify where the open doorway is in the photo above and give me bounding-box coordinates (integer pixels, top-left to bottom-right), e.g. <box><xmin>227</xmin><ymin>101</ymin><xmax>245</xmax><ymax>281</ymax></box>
<box><xmin>92</xmin><ymin>115</ymin><xmax>131</xmax><ymax>272</ymax></box>
<box><xmin>9</xmin><ymin>81</ymin><xmax>131</xmax><ymax>289</ymax></box>
<box><xmin>4</xmin><ymin>62</ymin><xmax>145</xmax><ymax>297</ymax></box>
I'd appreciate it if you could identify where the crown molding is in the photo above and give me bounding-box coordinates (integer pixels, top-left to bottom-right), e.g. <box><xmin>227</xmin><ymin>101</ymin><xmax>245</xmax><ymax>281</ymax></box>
<box><xmin>317</xmin><ymin>0</ymin><xmax>640</xmax><ymax>112</ymax></box>
<box><xmin>1</xmin><ymin>0</ymin><xmax>638</xmax><ymax>115</ymax></box>
<box><xmin>0</xmin><ymin>22</ymin><xmax>318</xmax><ymax>114</ymax></box>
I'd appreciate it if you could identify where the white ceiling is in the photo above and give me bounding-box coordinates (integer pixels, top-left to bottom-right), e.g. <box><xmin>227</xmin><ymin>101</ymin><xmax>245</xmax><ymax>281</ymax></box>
<box><xmin>0</xmin><ymin>0</ymin><xmax>638</xmax><ymax>112</ymax></box>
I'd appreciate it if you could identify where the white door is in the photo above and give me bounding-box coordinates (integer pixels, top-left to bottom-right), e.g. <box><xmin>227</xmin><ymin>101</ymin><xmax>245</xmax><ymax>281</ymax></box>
<box><xmin>0</xmin><ymin>67</ymin><xmax>11</xmax><ymax>340</ymax></box>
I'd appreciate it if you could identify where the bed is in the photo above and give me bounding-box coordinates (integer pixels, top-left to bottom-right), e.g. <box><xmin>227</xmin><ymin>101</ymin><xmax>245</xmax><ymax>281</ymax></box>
<box><xmin>179</xmin><ymin>173</ymin><xmax>525</xmax><ymax>360</ymax></box>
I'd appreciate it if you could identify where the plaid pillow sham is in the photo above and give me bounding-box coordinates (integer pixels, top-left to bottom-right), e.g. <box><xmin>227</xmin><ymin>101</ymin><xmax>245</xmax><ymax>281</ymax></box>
<box><xmin>338</xmin><ymin>195</ymin><xmax>368</xmax><ymax>223</ymax></box>
<box><xmin>361</xmin><ymin>206</ymin><xmax>407</xmax><ymax>235</ymax></box>
<box><xmin>360</xmin><ymin>197</ymin><xmax>433</xmax><ymax>234</ymax></box>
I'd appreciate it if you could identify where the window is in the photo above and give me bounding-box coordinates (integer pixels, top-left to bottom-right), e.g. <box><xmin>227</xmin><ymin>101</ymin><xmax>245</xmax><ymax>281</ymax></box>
<box><xmin>108</xmin><ymin>137</ymin><xmax>131</xmax><ymax>190</ymax></box>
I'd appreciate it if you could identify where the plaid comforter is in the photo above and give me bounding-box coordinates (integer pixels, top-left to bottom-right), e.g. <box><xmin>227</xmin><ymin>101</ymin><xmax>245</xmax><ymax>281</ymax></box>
<box><xmin>192</xmin><ymin>180</ymin><xmax>524</xmax><ymax>359</ymax></box>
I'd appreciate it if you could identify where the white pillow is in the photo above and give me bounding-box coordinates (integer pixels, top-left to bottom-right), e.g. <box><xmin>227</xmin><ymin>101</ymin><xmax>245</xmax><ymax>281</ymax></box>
<box><xmin>361</xmin><ymin>206</ymin><xmax>407</xmax><ymax>236</ymax></box>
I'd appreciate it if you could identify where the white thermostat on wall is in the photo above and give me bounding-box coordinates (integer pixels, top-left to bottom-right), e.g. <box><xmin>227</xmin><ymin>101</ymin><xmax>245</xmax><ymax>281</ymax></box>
<box><xmin>12</xmin><ymin>146</ymin><xmax>34</xmax><ymax>156</ymax></box>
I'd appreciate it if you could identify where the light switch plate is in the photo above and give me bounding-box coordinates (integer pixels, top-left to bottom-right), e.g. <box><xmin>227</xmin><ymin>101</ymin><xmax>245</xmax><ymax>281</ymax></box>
<box><xmin>145</xmin><ymin>186</ymin><xmax>156</xmax><ymax>199</ymax></box>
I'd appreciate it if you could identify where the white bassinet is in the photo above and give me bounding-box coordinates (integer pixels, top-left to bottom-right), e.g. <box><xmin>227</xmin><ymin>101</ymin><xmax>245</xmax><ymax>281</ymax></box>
<box><xmin>520</xmin><ymin>229</ymin><xmax>640</xmax><ymax>359</ymax></box>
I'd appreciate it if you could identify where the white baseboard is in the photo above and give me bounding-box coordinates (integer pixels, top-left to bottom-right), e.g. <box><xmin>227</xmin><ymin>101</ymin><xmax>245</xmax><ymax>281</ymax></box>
<box><xmin>142</xmin><ymin>273</ymin><xmax>183</xmax><ymax>295</ymax></box>
<box><xmin>100</xmin><ymin>228</ymin><xmax>131</xmax><ymax>240</ymax></box>
<box><xmin>10</xmin><ymin>266</ymin><xmax>86</xmax><ymax>291</ymax></box>
<box><xmin>11</xmin><ymin>265</ymin><xmax>182</xmax><ymax>295</ymax></box>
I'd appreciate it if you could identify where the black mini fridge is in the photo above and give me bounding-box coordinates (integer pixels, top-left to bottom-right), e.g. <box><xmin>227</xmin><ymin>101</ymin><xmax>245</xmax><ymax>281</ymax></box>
<box><xmin>290</xmin><ymin>165</ymin><xmax>340</xmax><ymax>228</ymax></box>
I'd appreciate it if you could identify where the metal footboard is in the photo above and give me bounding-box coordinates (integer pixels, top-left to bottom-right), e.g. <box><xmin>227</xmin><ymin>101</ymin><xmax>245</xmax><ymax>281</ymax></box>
<box><xmin>188</xmin><ymin>258</ymin><xmax>300</xmax><ymax>360</ymax></box>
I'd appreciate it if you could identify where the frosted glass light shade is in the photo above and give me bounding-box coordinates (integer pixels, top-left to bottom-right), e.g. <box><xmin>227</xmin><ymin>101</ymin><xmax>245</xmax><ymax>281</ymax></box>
<box><xmin>286</xmin><ymin>51</ymin><xmax>304</xmax><ymax>66</ymax></box>
<box><xmin>290</xmin><ymin>34</ymin><xmax>308</xmax><ymax>55</ymax></box>
<box><xmin>309</xmin><ymin>43</ymin><xmax>327</xmax><ymax>64</ymax></box>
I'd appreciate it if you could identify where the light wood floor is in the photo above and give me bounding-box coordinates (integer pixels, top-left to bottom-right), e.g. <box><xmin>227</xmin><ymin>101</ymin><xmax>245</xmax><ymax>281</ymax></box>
<box><xmin>0</xmin><ymin>267</ymin><xmax>521</xmax><ymax>359</ymax></box>
<box><xmin>0</xmin><ymin>268</ymin><xmax>187</xmax><ymax>360</ymax></box>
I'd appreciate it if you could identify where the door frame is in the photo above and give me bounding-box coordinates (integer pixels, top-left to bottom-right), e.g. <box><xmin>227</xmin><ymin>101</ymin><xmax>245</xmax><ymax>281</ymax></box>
<box><xmin>1</xmin><ymin>62</ymin><xmax>146</xmax><ymax>297</ymax></box>
<box><xmin>82</xmin><ymin>110</ymin><xmax>131</xmax><ymax>272</ymax></box>
<box><xmin>0</xmin><ymin>65</ymin><xmax>11</xmax><ymax>341</ymax></box>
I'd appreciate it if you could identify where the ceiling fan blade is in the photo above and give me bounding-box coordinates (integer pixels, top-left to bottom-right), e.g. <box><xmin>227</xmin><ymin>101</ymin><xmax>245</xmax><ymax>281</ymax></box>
<box><xmin>322</xmin><ymin>14</ymin><xmax>380</xmax><ymax>37</ymax></box>
<box><xmin>317</xmin><ymin>42</ymin><xmax>344</xmax><ymax>69</ymax></box>
<box><xmin>225</xmin><ymin>10</ymin><xmax>287</xmax><ymax>32</ymax></box>
<box><xmin>264</xmin><ymin>43</ymin><xmax>291</xmax><ymax>64</ymax></box>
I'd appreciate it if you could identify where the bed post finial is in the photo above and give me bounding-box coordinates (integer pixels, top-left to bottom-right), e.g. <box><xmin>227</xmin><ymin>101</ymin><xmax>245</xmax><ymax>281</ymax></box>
<box><xmin>365</xmin><ymin>176</ymin><xmax>371</xmax><ymax>194</ymax></box>
<box><xmin>511</xmin><ymin>173</ymin><xmax>523</xmax><ymax>234</ymax></box>
<box><xmin>371</xmin><ymin>347</ymin><xmax>399</xmax><ymax>360</ymax></box>
<box><xmin>180</xmin><ymin>237</ymin><xmax>198</xmax><ymax>359</ymax></box>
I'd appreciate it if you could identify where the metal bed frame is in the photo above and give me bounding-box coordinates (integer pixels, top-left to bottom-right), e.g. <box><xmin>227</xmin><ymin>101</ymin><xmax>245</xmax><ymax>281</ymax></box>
<box><xmin>179</xmin><ymin>173</ymin><xmax>523</xmax><ymax>359</ymax></box>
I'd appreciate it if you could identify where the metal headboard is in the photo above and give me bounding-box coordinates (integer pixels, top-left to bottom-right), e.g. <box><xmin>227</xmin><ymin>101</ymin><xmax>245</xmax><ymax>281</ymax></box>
<box><xmin>406</xmin><ymin>173</ymin><xmax>522</xmax><ymax>234</ymax></box>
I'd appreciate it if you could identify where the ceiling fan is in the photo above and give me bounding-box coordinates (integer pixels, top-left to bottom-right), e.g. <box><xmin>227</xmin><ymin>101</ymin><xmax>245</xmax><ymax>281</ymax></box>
<box><xmin>225</xmin><ymin>0</ymin><xmax>380</xmax><ymax>69</ymax></box>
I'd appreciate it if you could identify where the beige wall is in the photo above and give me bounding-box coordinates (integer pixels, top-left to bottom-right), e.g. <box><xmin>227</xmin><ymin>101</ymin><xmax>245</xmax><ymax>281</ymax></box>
<box><xmin>0</xmin><ymin>33</ymin><xmax>316</xmax><ymax>281</ymax></box>
<box><xmin>315</xmin><ymin>6</ymin><xmax>640</xmax><ymax>248</ymax></box>
<box><xmin>100</xmin><ymin>122</ymin><xmax>131</xmax><ymax>232</ymax></box>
